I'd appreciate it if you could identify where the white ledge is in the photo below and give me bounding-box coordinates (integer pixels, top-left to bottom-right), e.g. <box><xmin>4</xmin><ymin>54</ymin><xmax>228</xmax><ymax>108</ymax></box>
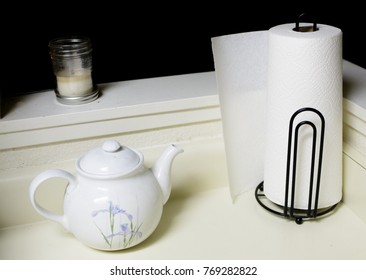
<box><xmin>0</xmin><ymin>72</ymin><xmax>220</xmax><ymax>150</ymax></box>
<box><xmin>1</xmin><ymin>61</ymin><xmax>366</xmax><ymax>157</ymax></box>
<box><xmin>343</xmin><ymin>60</ymin><xmax>366</xmax><ymax>114</ymax></box>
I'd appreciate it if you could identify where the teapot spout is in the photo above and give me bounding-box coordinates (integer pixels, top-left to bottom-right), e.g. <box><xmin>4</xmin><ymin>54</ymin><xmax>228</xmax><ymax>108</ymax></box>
<box><xmin>152</xmin><ymin>144</ymin><xmax>184</xmax><ymax>204</ymax></box>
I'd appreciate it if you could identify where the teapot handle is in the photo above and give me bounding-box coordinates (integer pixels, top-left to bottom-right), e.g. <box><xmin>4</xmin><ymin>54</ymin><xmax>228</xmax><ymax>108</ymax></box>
<box><xmin>29</xmin><ymin>169</ymin><xmax>77</xmax><ymax>230</ymax></box>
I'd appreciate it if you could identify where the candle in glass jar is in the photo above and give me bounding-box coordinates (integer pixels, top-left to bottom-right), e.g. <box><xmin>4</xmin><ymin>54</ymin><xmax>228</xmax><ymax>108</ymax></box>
<box><xmin>56</xmin><ymin>70</ymin><xmax>93</xmax><ymax>97</ymax></box>
<box><xmin>49</xmin><ymin>36</ymin><xmax>99</xmax><ymax>104</ymax></box>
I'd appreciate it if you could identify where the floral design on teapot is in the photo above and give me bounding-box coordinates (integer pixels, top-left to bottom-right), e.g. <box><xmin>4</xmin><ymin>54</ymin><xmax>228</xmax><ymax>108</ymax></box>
<box><xmin>91</xmin><ymin>201</ymin><xmax>142</xmax><ymax>249</ymax></box>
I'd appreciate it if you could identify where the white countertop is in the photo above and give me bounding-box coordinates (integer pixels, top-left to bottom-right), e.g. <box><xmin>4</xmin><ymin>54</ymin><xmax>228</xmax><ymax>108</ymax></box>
<box><xmin>1</xmin><ymin>138</ymin><xmax>366</xmax><ymax>260</ymax></box>
<box><xmin>1</xmin><ymin>61</ymin><xmax>366</xmax><ymax>261</ymax></box>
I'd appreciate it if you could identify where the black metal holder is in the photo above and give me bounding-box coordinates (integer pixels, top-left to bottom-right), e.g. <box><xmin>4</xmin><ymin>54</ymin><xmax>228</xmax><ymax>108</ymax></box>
<box><xmin>293</xmin><ymin>13</ymin><xmax>318</xmax><ymax>32</ymax></box>
<box><xmin>254</xmin><ymin>107</ymin><xmax>338</xmax><ymax>224</ymax></box>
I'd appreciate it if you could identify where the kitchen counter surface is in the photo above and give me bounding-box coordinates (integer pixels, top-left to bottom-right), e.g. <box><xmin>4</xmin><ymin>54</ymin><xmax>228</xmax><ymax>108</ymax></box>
<box><xmin>1</xmin><ymin>138</ymin><xmax>366</xmax><ymax>260</ymax></box>
<box><xmin>1</xmin><ymin>61</ymin><xmax>366</xmax><ymax>260</ymax></box>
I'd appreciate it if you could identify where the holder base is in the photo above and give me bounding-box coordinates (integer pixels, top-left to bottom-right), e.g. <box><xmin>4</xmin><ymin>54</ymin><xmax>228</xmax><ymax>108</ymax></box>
<box><xmin>254</xmin><ymin>181</ymin><xmax>338</xmax><ymax>224</ymax></box>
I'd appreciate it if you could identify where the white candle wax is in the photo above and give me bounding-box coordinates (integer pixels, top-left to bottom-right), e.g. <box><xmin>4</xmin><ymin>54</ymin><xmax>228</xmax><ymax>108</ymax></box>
<box><xmin>56</xmin><ymin>70</ymin><xmax>93</xmax><ymax>97</ymax></box>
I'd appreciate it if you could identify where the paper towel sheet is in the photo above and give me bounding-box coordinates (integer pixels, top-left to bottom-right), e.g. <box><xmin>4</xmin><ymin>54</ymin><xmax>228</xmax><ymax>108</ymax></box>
<box><xmin>212</xmin><ymin>23</ymin><xmax>343</xmax><ymax>208</ymax></box>
<box><xmin>211</xmin><ymin>31</ymin><xmax>268</xmax><ymax>201</ymax></box>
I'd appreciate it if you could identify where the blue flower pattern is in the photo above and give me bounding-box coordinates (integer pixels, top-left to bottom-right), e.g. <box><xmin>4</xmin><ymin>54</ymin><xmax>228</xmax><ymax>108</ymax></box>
<box><xmin>92</xmin><ymin>201</ymin><xmax>142</xmax><ymax>249</ymax></box>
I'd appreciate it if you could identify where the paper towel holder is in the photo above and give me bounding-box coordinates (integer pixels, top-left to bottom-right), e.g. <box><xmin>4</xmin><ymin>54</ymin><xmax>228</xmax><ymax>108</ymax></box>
<box><xmin>293</xmin><ymin>13</ymin><xmax>318</xmax><ymax>32</ymax></box>
<box><xmin>254</xmin><ymin>107</ymin><xmax>338</xmax><ymax>224</ymax></box>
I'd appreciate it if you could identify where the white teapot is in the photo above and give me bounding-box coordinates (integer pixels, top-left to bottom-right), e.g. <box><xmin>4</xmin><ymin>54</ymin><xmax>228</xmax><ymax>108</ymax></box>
<box><xmin>29</xmin><ymin>140</ymin><xmax>183</xmax><ymax>251</ymax></box>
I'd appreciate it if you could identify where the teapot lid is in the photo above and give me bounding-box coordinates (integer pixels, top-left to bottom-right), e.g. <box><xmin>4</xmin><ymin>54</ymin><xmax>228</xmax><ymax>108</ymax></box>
<box><xmin>76</xmin><ymin>140</ymin><xmax>143</xmax><ymax>178</ymax></box>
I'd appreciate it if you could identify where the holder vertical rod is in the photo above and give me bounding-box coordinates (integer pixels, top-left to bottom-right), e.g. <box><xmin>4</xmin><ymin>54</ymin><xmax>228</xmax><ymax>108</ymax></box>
<box><xmin>284</xmin><ymin>107</ymin><xmax>325</xmax><ymax>222</ymax></box>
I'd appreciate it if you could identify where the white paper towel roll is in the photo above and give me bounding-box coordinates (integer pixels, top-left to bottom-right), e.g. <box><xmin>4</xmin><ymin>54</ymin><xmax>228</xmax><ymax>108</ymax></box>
<box><xmin>212</xmin><ymin>22</ymin><xmax>343</xmax><ymax>208</ymax></box>
<box><xmin>264</xmin><ymin>24</ymin><xmax>343</xmax><ymax>209</ymax></box>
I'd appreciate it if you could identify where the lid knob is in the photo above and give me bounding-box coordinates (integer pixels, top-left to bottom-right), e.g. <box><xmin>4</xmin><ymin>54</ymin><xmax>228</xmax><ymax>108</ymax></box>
<box><xmin>102</xmin><ymin>140</ymin><xmax>121</xmax><ymax>153</ymax></box>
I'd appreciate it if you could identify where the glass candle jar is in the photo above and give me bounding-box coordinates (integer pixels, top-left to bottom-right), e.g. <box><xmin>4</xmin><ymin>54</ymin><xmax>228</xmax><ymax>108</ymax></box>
<box><xmin>49</xmin><ymin>36</ymin><xmax>99</xmax><ymax>104</ymax></box>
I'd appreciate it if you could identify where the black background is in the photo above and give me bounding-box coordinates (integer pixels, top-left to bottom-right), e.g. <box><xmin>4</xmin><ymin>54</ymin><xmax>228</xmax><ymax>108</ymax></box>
<box><xmin>2</xmin><ymin>4</ymin><xmax>365</xmax><ymax>97</ymax></box>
